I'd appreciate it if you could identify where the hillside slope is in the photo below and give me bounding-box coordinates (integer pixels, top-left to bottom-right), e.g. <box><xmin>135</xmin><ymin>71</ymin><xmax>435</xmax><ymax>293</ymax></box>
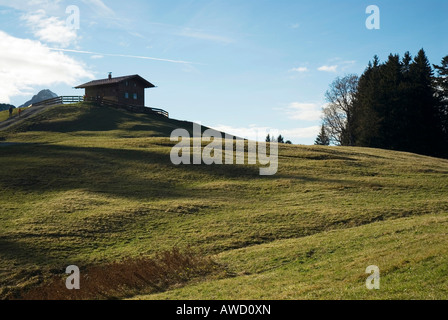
<box><xmin>0</xmin><ymin>103</ymin><xmax>447</xmax><ymax>299</ymax></box>
<box><xmin>0</xmin><ymin>102</ymin><xmax>199</xmax><ymax>137</ymax></box>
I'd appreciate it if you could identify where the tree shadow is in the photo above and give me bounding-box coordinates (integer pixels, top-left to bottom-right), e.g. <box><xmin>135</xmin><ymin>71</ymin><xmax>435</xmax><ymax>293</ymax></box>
<box><xmin>0</xmin><ymin>141</ymin><xmax>386</xmax><ymax>204</ymax></box>
<box><xmin>0</xmin><ymin>143</ymin><xmax>264</xmax><ymax>201</ymax></box>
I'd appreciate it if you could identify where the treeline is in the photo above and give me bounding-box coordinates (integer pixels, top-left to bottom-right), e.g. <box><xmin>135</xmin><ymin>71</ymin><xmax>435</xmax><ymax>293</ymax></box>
<box><xmin>0</xmin><ymin>104</ymin><xmax>16</xmax><ymax>111</ymax></box>
<box><xmin>266</xmin><ymin>134</ymin><xmax>292</xmax><ymax>144</ymax></box>
<box><xmin>316</xmin><ymin>49</ymin><xmax>448</xmax><ymax>158</ymax></box>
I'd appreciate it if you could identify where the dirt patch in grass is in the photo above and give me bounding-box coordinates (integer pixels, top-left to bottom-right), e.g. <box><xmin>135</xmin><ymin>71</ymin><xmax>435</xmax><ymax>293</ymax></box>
<box><xmin>16</xmin><ymin>248</ymin><xmax>222</xmax><ymax>300</ymax></box>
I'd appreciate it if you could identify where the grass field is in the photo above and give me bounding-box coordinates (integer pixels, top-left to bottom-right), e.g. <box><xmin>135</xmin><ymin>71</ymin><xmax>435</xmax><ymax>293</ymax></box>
<box><xmin>0</xmin><ymin>108</ymin><xmax>19</xmax><ymax>122</ymax></box>
<box><xmin>0</xmin><ymin>102</ymin><xmax>447</xmax><ymax>299</ymax></box>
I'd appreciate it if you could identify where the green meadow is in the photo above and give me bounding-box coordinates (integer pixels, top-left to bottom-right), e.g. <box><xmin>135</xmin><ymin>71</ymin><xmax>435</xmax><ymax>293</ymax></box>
<box><xmin>1</xmin><ymin>103</ymin><xmax>447</xmax><ymax>299</ymax></box>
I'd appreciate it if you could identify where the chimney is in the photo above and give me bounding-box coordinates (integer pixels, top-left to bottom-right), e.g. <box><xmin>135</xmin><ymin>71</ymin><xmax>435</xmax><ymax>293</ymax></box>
<box><xmin>108</xmin><ymin>72</ymin><xmax>112</xmax><ymax>80</ymax></box>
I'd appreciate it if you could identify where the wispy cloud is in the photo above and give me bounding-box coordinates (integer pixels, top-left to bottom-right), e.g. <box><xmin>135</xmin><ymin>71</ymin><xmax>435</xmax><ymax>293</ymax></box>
<box><xmin>177</xmin><ymin>28</ymin><xmax>234</xmax><ymax>44</ymax></box>
<box><xmin>318</xmin><ymin>65</ymin><xmax>338</xmax><ymax>73</ymax></box>
<box><xmin>290</xmin><ymin>67</ymin><xmax>308</xmax><ymax>73</ymax></box>
<box><xmin>128</xmin><ymin>31</ymin><xmax>146</xmax><ymax>39</ymax></box>
<box><xmin>48</xmin><ymin>48</ymin><xmax>197</xmax><ymax>64</ymax></box>
<box><xmin>282</xmin><ymin>126</ymin><xmax>320</xmax><ymax>141</ymax></box>
<box><xmin>282</xmin><ymin>102</ymin><xmax>323</xmax><ymax>121</ymax></box>
<box><xmin>21</xmin><ymin>9</ymin><xmax>78</xmax><ymax>47</ymax></box>
<box><xmin>81</xmin><ymin>0</ymin><xmax>114</xmax><ymax>17</ymax></box>
<box><xmin>0</xmin><ymin>31</ymin><xmax>93</xmax><ymax>103</ymax></box>
<box><xmin>320</xmin><ymin>59</ymin><xmax>356</xmax><ymax>72</ymax></box>
<box><xmin>0</xmin><ymin>0</ymin><xmax>62</xmax><ymax>13</ymax></box>
<box><xmin>340</xmin><ymin>60</ymin><xmax>356</xmax><ymax>71</ymax></box>
<box><xmin>141</xmin><ymin>21</ymin><xmax>235</xmax><ymax>44</ymax></box>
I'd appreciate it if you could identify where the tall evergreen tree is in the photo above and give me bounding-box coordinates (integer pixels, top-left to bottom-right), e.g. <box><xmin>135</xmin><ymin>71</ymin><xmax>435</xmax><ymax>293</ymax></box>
<box><xmin>397</xmin><ymin>51</ymin><xmax>415</xmax><ymax>151</ymax></box>
<box><xmin>377</xmin><ymin>54</ymin><xmax>404</xmax><ymax>150</ymax></box>
<box><xmin>408</xmin><ymin>49</ymin><xmax>442</xmax><ymax>156</ymax></box>
<box><xmin>277</xmin><ymin>135</ymin><xmax>285</xmax><ymax>144</ymax></box>
<box><xmin>352</xmin><ymin>49</ymin><xmax>446</xmax><ymax>158</ymax></box>
<box><xmin>352</xmin><ymin>57</ymin><xmax>382</xmax><ymax>147</ymax></box>
<box><xmin>433</xmin><ymin>55</ymin><xmax>448</xmax><ymax>96</ymax></box>
<box><xmin>315</xmin><ymin>124</ymin><xmax>330</xmax><ymax>146</ymax></box>
<box><xmin>433</xmin><ymin>55</ymin><xmax>448</xmax><ymax>155</ymax></box>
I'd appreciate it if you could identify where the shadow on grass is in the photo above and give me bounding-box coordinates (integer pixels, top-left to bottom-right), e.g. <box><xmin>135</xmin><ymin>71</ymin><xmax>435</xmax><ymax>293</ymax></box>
<box><xmin>0</xmin><ymin>238</ymin><xmax>53</xmax><ymax>268</ymax></box>
<box><xmin>0</xmin><ymin>141</ymin><xmax>386</xmax><ymax>202</ymax></box>
<box><xmin>0</xmin><ymin>143</ymin><xmax>263</xmax><ymax>200</ymax></box>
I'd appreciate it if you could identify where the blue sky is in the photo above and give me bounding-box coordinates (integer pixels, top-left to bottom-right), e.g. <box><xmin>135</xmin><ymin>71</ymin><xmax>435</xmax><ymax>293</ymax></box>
<box><xmin>0</xmin><ymin>0</ymin><xmax>447</xmax><ymax>144</ymax></box>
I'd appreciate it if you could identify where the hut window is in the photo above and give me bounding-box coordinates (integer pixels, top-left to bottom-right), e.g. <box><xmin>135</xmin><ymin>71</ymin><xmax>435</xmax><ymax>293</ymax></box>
<box><xmin>133</xmin><ymin>93</ymin><xmax>138</xmax><ymax>100</ymax></box>
<box><xmin>125</xmin><ymin>92</ymin><xmax>129</xmax><ymax>99</ymax></box>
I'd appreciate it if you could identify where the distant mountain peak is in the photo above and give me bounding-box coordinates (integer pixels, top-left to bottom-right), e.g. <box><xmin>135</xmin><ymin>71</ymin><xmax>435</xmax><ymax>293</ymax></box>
<box><xmin>19</xmin><ymin>89</ymin><xmax>58</xmax><ymax>108</ymax></box>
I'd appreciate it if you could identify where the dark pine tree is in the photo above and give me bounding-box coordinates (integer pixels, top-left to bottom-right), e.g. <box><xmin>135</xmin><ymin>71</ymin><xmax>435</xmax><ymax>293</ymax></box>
<box><xmin>352</xmin><ymin>56</ymin><xmax>382</xmax><ymax>148</ymax></box>
<box><xmin>315</xmin><ymin>124</ymin><xmax>330</xmax><ymax>146</ymax></box>
<box><xmin>277</xmin><ymin>135</ymin><xmax>285</xmax><ymax>144</ymax></box>
<box><xmin>377</xmin><ymin>53</ymin><xmax>404</xmax><ymax>150</ymax></box>
<box><xmin>353</xmin><ymin>50</ymin><xmax>446</xmax><ymax>158</ymax></box>
<box><xmin>433</xmin><ymin>55</ymin><xmax>448</xmax><ymax>156</ymax></box>
<box><xmin>434</xmin><ymin>55</ymin><xmax>448</xmax><ymax>96</ymax></box>
<box><xmin>408</xmin><ymin>49</ymin><xmax>443</xmax><ymax>156</ymax></box>
<box><xmin>397</xmin><ymin>51</ymin><xmax>415</xmax><ymax>151</ymax></box>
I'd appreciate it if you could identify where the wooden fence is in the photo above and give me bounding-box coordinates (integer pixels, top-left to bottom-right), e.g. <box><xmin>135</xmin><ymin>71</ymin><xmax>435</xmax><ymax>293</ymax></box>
<box><xmin>32</xmin><ymin>96</ymin><xmax>169</xmax><ymax>118</ymax></box>
<box><xmin>85</xmin><ymin>97</ymin><xmax>169</xmax><ymax>118</ymax></box>
<box><xmin>32</xmin><ymin>96</ymin><xmax>83</xmax><ymax>107</ymax></box>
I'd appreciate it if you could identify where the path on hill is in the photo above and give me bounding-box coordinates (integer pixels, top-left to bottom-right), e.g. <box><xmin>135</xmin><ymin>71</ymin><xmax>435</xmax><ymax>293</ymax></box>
<box><xmin>0</xmin><ymin>104</ymin><xmax>53</xmax><ymax>131</ymax></box>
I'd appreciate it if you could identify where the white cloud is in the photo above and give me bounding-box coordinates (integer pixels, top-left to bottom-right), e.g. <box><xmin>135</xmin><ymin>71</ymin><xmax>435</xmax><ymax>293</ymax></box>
<box><xmin>0</xmin><ymin>31</ymin><xmax>93</xmax><ymax>103</ymax></box>
<box><xmin>283</xmin><ymin>102</ymin><xmax>323</xmax><ymax>121</ymax></box>
<box><xmin>27</xmin><ymin>0</ymin><xmax>61</xmax><ymax>6</ymax></box>
<box><xmin>290</xmin><ymin>23</ymin><xmax>300</xmax><ymax>29</ymax></box>
<box><xmin>21</xmin><ymin>9</ymin><xmax>78</xmax><ymax>47</ymax></box>
<box><xmin>208</xmin><ymin>104</ymin><xmax>322</xmax><ymax>143</ymax></box>
<box><xmin>290</xmin><ymin>67</ymin><xmax>308</xmax><ymax>73</ymax></box>
<box><xmin>318</xmin><ymin>65</ymin><xmax>338</xmax><ymax>73</ymax></box>
<box><xmin>208</xmin><ymin>124</ymin><xmax>320</xmax><ymax>143</ymax></box>
<box><xmin>282</xmin><ymin>126</ymin><xmax>321</xmax><ymax>141</ymax></box>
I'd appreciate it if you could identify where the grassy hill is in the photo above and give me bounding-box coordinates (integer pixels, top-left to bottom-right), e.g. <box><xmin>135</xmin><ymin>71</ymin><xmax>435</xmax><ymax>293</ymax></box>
<box><xmin>0</xmin><ymin>107</ymin><xmax>18</xmax><ymax>122</ymax></box>
<box><xmin>0</xmin><ymin>102</ymin><xmax>447</xmax><ymax>299</ymax></box>
<box><xmin>0</xmin><ymin>104</ymin><xmax>15</xmax><ymax>112</ymax></box>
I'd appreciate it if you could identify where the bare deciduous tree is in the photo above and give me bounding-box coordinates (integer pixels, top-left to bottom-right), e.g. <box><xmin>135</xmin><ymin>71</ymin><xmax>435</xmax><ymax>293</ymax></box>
<box><xmin>322</xmin><ymin>74</ymin><xmax>359</xmax><ymax>145</ymax></box>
